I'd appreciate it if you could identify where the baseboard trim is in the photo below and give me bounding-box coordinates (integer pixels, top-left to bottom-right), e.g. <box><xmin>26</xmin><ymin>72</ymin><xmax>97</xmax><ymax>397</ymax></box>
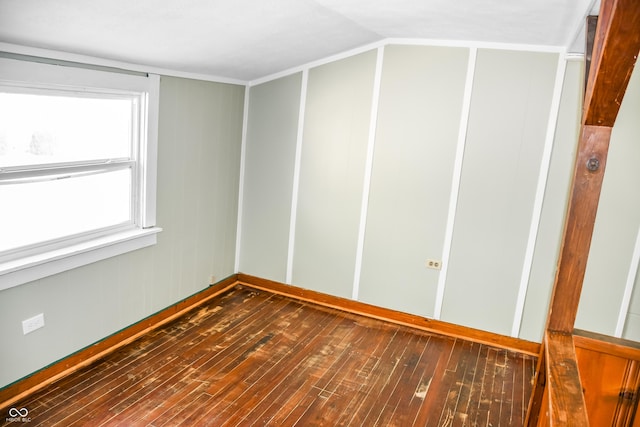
<box><xmin>237</xmin><ymin>273</ymin><xmax>541</xmax><ymax>356</ymax></box>
<box><xmin>0</xmin><ymin>274</ymin><xmax>239</xmax><ymax>411</ymax></box>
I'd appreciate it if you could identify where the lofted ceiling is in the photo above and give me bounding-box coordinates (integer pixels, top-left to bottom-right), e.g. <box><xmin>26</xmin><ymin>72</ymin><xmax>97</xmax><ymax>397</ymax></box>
<box><xmin>0</xmin><ymin>0</ymin><xmax>599</xmax><ymax>82</ymax></box>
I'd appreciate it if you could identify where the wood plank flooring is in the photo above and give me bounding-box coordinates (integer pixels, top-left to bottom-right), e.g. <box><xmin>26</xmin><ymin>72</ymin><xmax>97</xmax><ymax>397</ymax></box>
<box><xmin>1</xmin><ymin>285</ymin><xmax>536</xmax><ymax>426</ymax></box>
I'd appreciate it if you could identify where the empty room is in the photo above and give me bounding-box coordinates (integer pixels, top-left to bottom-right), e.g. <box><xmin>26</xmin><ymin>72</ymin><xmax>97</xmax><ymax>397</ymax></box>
<box><xmin>1</xmin><ymin>0</ymin><xmax>640</xmax><ymax>425</ymax></box>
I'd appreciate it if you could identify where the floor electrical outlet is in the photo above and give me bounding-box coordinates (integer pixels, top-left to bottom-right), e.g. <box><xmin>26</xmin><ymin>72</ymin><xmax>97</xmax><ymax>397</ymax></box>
<box><xmin>22</xmin><ymin>313</ymin><xmax>45</xmax><ymax>335</ymax></box>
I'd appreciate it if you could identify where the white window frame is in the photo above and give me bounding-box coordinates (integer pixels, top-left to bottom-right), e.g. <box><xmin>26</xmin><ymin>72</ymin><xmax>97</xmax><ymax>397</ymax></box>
<box><xmin>0</xmin><ymin>57</ymin><xmax>161</xmax><ymax>291</ymax></box>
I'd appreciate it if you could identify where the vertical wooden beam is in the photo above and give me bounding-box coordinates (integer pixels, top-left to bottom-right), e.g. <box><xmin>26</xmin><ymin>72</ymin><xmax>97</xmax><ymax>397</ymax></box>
<box><xmin>530</xmin><ymin>0</ymin><xmax>640</xmax><ymax>424</ymax></box>
<box><xmin>583</xmin><ymin>0</ymin><xmax>640</xmax><ymax>127</ymax></box>
<box><xmin>545</xmin><ymin>332</ymin><xmax>589</xmax><ymax>425</ymax></box>
<box><xmin>546</xmin><ymin>0</ymin><xmax>640</xmax><ymax>334</ymax></box>
<box><xmin>546</xmin><ymin>125</ymin><xmax>611</xmax><ymax>333</ymax></box>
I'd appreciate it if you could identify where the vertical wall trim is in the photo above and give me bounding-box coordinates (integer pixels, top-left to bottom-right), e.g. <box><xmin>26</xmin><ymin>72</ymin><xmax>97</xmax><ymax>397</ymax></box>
<box><xmin>510</xmin><ymin>53</ymin><xmax>568</xmax><ymax>337</ymax></box>
<box><xmin>434</xmin><ymin>47</ymin><xmax>477</xmax><ymax>320</ymax></box>
<box><xmin>234</xmin><ymin>85</ymin><xmax>250</xmax><ymax>273</ymax></box>
<box><xmin>615</xmin><ymin>225</ymin><xmax>640</xmax><ymax>337</ymax></box>
<box><xmin>351</xmin><ymin>46</ymin><xmax>385</xmax><ymax>300</ymax></box>
<box><xmin>141</xmin><ymin>73</ymin><xmax>160</xmax><ymax>229</ymax></box>
<box><xmin>285</xmin><ymin>69</ymin><xmax>309</xmax><ymax>284</ymax></box>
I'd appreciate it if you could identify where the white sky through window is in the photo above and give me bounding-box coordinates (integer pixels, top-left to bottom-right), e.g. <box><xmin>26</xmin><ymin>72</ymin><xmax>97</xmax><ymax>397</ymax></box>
<box><xmin>0</xmin><ymin>90</ymin><xmax>136</xmax><ymax>253</ymax></box>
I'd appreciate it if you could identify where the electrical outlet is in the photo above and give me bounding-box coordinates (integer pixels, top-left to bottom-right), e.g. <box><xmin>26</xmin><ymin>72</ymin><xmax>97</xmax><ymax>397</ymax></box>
<box><xmin>22</xmin><ymin>313</ymin><xmax>45</xmax><ymax>335</ymax></box>
<box><xmin>209</xmin><ymin>275</ymin><xmax>216</xmax><ymax>285</ymax></box>
<box><xmin>426</xmin><ymin>259</ymin><xmax>442</xmax><ymax>270</ymax></box>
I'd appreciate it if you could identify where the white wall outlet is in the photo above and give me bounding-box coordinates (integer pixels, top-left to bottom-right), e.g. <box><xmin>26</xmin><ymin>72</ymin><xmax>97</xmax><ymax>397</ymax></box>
<box><xmin>209</xmin><ymin>275</ymin><xmax>217</xmax><ymax>285</ymax></box>
<box><xmin>22</xmin><ymin>313</ymin><xmax>45</xmax><ymax>335</ymax></box>
<box><xmin>426</xmin><ymin>259</ymin><xmax>442</xmax><ymax>270</ymax></box>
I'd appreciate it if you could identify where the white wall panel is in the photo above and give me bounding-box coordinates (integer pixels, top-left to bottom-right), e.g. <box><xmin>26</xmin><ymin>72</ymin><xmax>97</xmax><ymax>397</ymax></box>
<box><xmin>292</xmin><ymin>50</ymin><xmax>377</xmax><ymax>297</ymax></box>
<box><xmin>441</xmin><ymin>49</ymin><xmax>558</xmax><ymax>336</ymax></box>
<box><xmin>239</xmin><ymin>73</ymin><xmax>302</xmax><ymax>282</ymax></box>
<box><xmin>358</xmin><ymin>45</ymin><xmax>469</xmax><ymax>317</ymax></box>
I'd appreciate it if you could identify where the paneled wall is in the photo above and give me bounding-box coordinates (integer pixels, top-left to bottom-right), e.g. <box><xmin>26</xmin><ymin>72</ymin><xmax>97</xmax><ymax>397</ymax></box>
<box><xmin>239</xmin><ymin>73</ymin><xmax>302</xmax><ymax>281</ymax></box>
<box><xmin>359</xmin><ymin>45</ymin><xmax>468</xmax><ymax>317</ymax></box>
<box><xmin>0</xmin><ymin>76</ymin><xmax>245</xmax><ymax>388</ymax></box>
<box><xmin>441</xmin><ymin>49</ymin><xmax>558</xmax><ymax>336</ymax></box>
<box><xmin>239</xmin><ymin>43</ymin><xmax>582</xmax><ymax>341</ymax></box>
<box><xmin>292</xmin><ymin>51</ymin><xmax>377</xmax><ymax>297</ymax></box>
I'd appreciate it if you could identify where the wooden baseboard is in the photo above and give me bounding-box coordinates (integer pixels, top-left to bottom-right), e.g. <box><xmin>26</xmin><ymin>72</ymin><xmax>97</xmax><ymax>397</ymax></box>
<box><xmin>0</xmin><ymin>274</ymin><xmax>239</xmax><ymax>411</ymax></box>
<box><xmin>237</xmin><ymin>273</ymin><xmax>541</xmax><ymax>356</ymax></box>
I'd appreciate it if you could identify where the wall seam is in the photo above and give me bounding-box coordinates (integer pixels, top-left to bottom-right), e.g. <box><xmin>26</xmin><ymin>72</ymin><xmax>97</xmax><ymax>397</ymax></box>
<box><xmin>234</xmin><ymin>85</ymin><xmax>250</xmax><ymax>273</ymax></box>
<box><xmin>351</xmin><ymin>46</ymin><xmax>385</xmax><ymax>300</ymax></box>
<box><xmin>285</xmin><ymin>69</ymin><xmax>309</xmax><ymax>284</ymax></box>
<box><xmin>615</xmin><ymin>225</ymin><xmax>640</xmax><ymax>337</ymax></box>
<box><xmin>434</xmin><ymin>47</ymin><xmax>477</xmax><ymax>320</ymax></box>
<box><xmin>510</xmin><ymin>52</ymin><xmax>568</xmax><ymax>338</ymax></box>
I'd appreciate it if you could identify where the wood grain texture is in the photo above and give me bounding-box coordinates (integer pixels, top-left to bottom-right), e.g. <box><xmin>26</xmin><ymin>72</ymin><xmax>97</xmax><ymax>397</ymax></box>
<box><xmin>545</xmin><ymin>125</ymin><xmax>612</xmax><ymax>334</ymax></box>
<box><xmin>526</xmin><ymin>348</ymin><xmax>547</xmax><ymax>427</ymax></box>
<box><xmin>545</xmin><ymin>332</ymin><xmax>589</xmax><ymax>426</ymax></box>
<box><xmin>583</xmin><ymin>0</ymin><xmax>640</xmax><ymax>126</ymax></box>
<box><xmin>1</xmin><ymin>285</ymin><xmax>537</xmax><ymax>426</ymax></box>
<box><xmin>536</xmin><ymin>0</ymin><xmax>640</xmax><ymax>424</ymax></box>
<box><xmin>574</xmin><ymin>329</ymin><xmax>640</xmax><ymax>361</ymax></box>
<box><xmin>574</xmin><ymin>330</ymin><xmax>640</xmax><ymax>426</ymax></box>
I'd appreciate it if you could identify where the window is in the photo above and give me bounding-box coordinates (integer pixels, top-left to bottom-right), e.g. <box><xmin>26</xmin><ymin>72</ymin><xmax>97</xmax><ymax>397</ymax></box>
<box><xmin>0</xmin><ymin>57</ymin><xmax>161</xmax><ymax>290</ymax></box>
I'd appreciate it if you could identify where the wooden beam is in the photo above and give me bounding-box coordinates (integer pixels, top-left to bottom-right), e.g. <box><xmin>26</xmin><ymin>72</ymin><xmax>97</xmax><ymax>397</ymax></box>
<box><xmin>534</xmin><ymin>1</ymin><xmax>640</xmax><ymax>423</ymax></box>
<box><xmin>546</xmin><ymin>125</ymin><xmax>612</xmax><ymax>333</ymax></box>
<box><xmin>545</xmin><ymin>332</ymin><xmax>589</xmax><ymax>426</ymax></box>
<box><xmin>546</xmin><ymin>0</ymin><xmax>640</xmax><ymax>334</ymax></box>
<box><xmin>583</xmin><ymin>0</ymin><xmax>640</xmax><ymax>126</ymax></box>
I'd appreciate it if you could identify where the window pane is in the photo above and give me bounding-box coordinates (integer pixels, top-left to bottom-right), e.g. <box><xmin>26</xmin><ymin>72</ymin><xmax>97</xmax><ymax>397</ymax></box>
<box><xmin>0</xmin><ymin>168</ymin><xmax>132</xmax><ymax>252</ymax></box>
<box><xmin>0</xmin><ymin>91</ymin><xmax>134</xmax><ymax>168</ymax></box>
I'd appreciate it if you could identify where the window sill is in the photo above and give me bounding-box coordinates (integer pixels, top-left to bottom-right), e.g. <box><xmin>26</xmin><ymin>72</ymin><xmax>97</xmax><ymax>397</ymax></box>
<box><xmin>0</xmin><ymin>227</ymin><xmax>162</xmax><ymax>292</ymax></box>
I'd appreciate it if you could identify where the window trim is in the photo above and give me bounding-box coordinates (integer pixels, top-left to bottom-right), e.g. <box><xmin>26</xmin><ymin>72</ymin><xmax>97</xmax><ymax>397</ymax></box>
<box><xmin>0</xmin><ymin>57</ymin><xmax>161</xmax><ymax>290</ymax></box>
<box><xmin>0</xmin><ymin>228</ymin><xmax>161</xmax><ymax>291</ymax></box>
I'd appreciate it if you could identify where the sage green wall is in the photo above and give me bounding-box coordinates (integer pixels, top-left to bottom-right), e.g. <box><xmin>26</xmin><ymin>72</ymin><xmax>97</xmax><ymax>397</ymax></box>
<box><xmin>577</xmin><ymin>61</ymin><xmax>640</xmax><ymax>338</ymax></box>
<box><xmin>625</xmin><ymin>271</ymin><xmax>640</xmax><ymax>340</ymax></box>
<box><xmin>358</xmin><ymin>45</ymin><xmax>468</xmax><ymax>316</ymax></box>
<box><xmin>0</xmin><ymin>75</ymin><xmax>244</xmax><ymax>388</ymax></box>
<box><xmin>239</xmin><ymin>73</ymin><xmax>302</xmax><ymax>282</ymax></box>
<box><xmin>441</xmin><ymin>49</ymin><xmax>559</xmax><ymax>335</ymax></box>
<box><xmin>292</xmin><ymin>51</ymin><xmax>377</xmax><ymax>298</ymax></box>
<box><xmin>239</xmin><ymin>44</ymin><xmax>573</xmax><ymax>340</ymax></box>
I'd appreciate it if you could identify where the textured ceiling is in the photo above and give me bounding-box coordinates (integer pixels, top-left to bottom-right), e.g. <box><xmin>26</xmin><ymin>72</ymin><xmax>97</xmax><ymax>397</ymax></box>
<box><xmin>0</xmin><ymin>0</ymin><xmax>599</xmax><ymax>82</ymax></box>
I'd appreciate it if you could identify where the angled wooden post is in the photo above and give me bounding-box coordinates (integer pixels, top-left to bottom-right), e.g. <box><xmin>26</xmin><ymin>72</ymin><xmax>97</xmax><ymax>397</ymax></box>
<box><xmin>546</xmin><ymin>0</ymin><xmax>640</xmax><ymax>334</ymax></box>
<box><xmin>527</xmin><ymin>1</ymin><xmax>640</xmax><ymax>425</ymax></box>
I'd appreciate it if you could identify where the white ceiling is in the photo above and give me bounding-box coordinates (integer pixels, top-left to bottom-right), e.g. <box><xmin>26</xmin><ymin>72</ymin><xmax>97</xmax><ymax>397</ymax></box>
<box><xmin>0</xmin><ymin>0</ymin><xmax>600</xmax><ymax>82</ymax></box>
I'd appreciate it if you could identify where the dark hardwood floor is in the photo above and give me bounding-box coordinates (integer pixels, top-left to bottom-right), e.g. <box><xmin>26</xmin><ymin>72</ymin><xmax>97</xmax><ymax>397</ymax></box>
<box><xmin>2</xmin><ymin>285</ymin><xmax>536</xmax><ymax>426</ymax></box>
